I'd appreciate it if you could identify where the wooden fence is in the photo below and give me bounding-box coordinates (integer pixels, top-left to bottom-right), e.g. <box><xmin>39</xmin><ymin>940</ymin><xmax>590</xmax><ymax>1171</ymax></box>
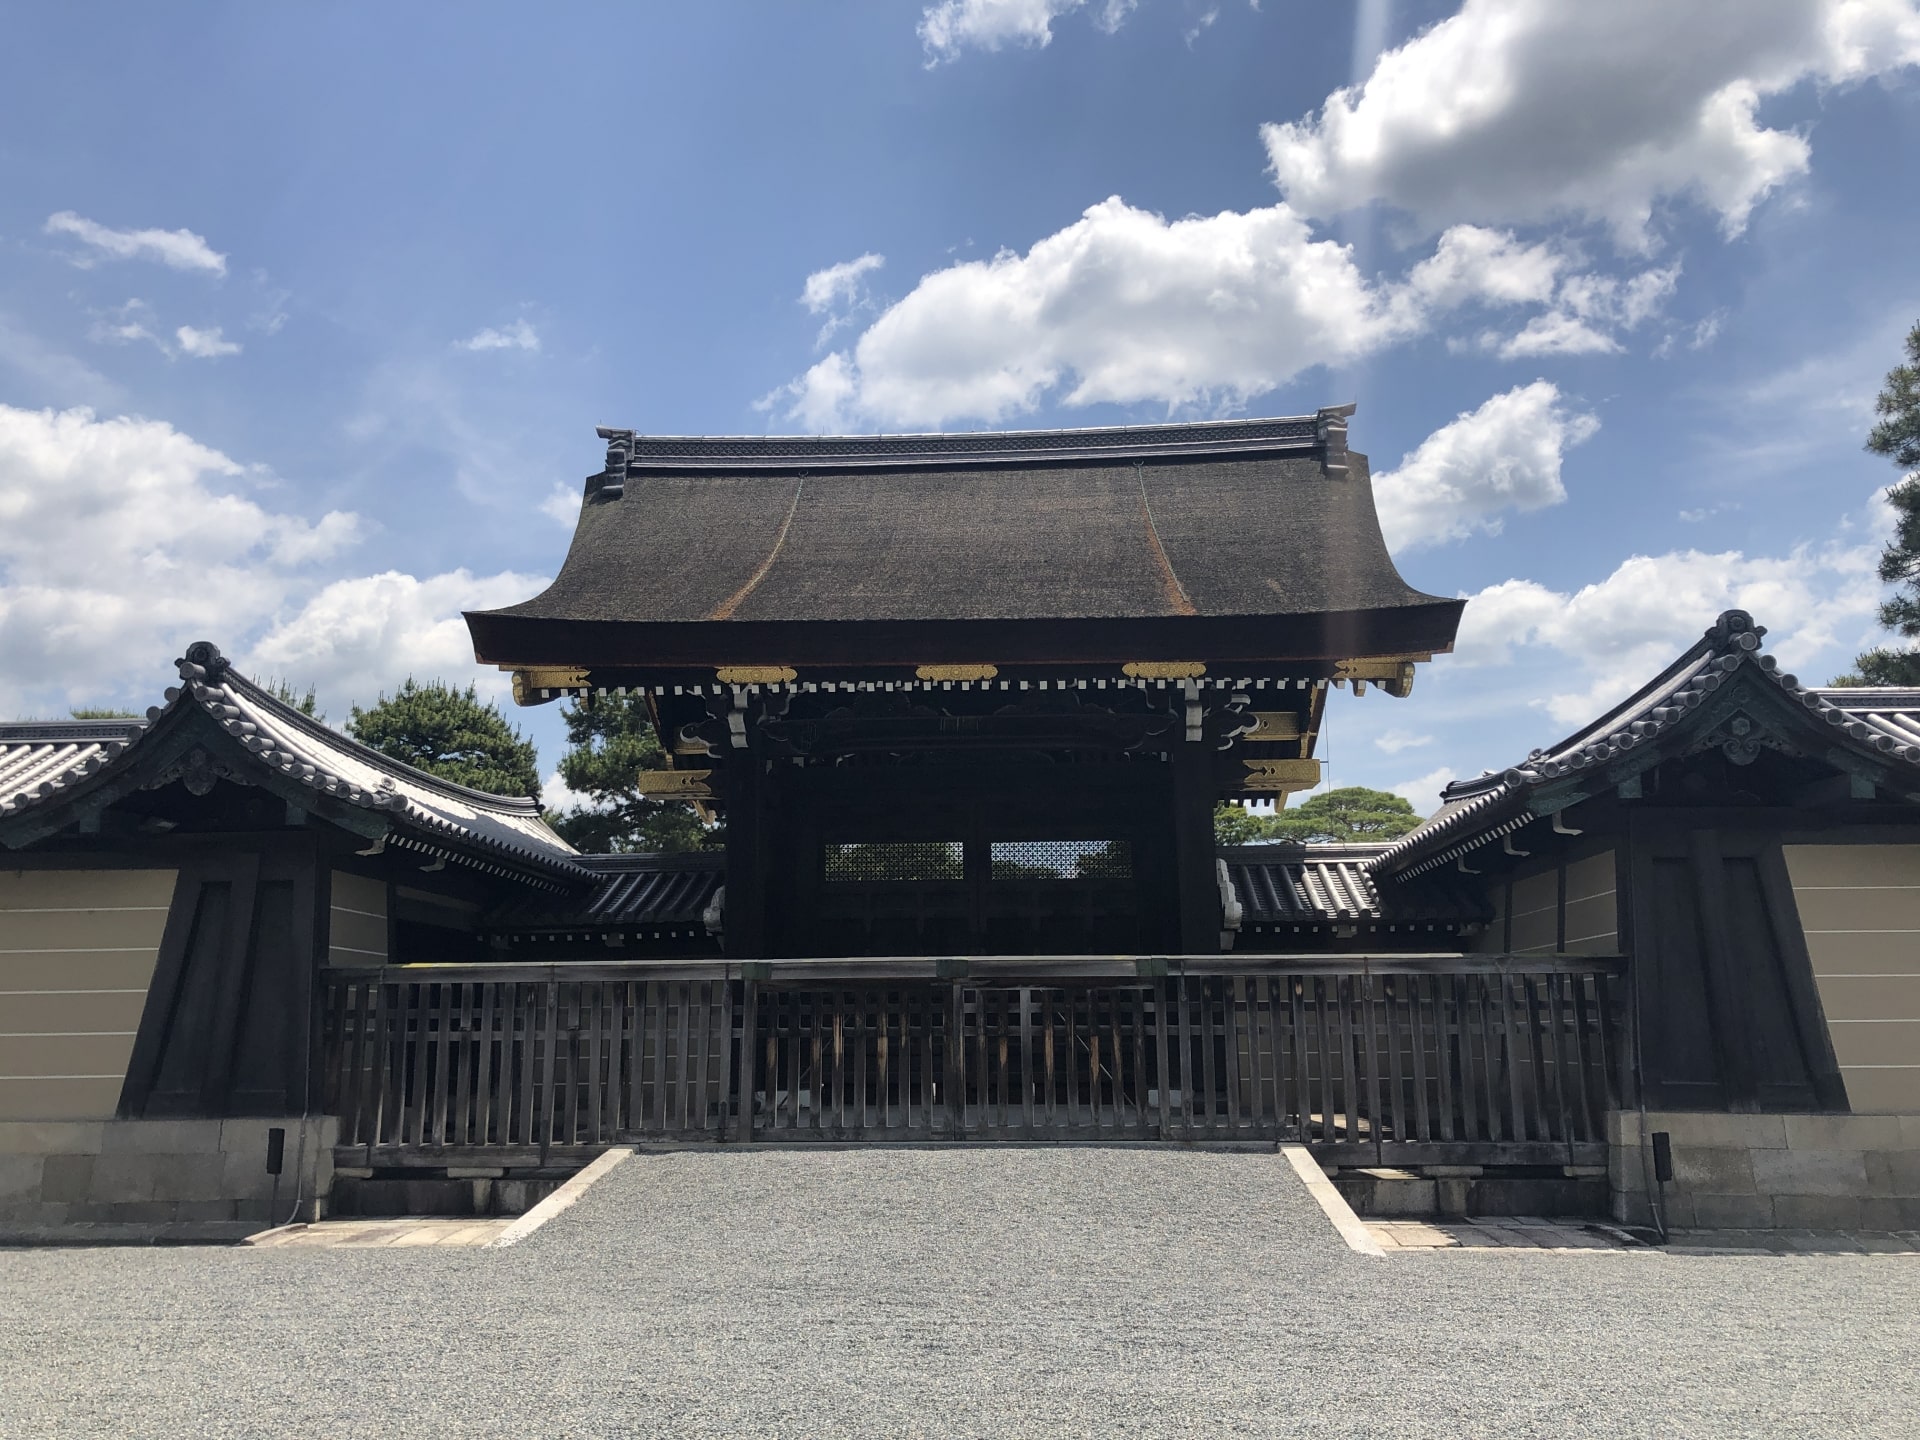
<box><xmin>321</xmin><ymin>956</ymin><xmax>1625</xmax><ymax>1167</ymax></box>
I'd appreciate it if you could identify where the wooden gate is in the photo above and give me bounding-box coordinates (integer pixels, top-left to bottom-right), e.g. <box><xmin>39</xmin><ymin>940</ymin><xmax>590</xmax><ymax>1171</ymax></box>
<box><xmin>322</xmin><ymin>956</ymin><xmax>1625</xmax><ymax>1166</ymax></box>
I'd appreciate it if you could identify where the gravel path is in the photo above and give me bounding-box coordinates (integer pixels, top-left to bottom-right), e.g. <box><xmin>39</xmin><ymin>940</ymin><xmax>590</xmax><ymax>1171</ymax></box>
<box><xmin>3</xmin><ymin>1147</ymin><xmax>1916</xmax><ymax>1438</ymax></box>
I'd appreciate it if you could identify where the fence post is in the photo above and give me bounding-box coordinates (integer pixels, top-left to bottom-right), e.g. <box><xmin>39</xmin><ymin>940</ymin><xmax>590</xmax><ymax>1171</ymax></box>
<box><xmin>733</xmin><ymin>973</ymin><xmax>760</xmax><ymax>1142</ymax></box>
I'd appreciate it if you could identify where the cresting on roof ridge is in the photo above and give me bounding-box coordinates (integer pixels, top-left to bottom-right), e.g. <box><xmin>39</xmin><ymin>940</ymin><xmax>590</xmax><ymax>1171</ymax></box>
<box><xmin>1366</xmin><ymin>608</ymin><xmax>1920</xmax><ymax>879</ymax></box>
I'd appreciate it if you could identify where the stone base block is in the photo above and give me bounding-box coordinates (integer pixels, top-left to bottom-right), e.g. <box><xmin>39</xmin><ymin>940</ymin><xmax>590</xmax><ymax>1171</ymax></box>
<box><xmin>1608</xmin><ymin>1109</ymin><xmax>1920</xmax><ymax>1232</ymax></box>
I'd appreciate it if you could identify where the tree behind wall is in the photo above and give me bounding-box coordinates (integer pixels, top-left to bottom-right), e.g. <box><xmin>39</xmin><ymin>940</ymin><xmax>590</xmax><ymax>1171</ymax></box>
<box><xmin>1214</xmin><ymin>786</ymin><xmax>1422</xmax><ymax>845</ymax></box>
<box><xmin>549</xmin><ymin>692</ymin><xmax>720</xmax><ymax>853</ymax></box>
<box><xmin>347</xmin><ymin>679</ymin><xmax>541</xmax><ymax>801</ymax></box>
<box><xmin>1832</xmin><ymin>320</ymin><xmax>1920</xmax><ymax>686</ymax></box>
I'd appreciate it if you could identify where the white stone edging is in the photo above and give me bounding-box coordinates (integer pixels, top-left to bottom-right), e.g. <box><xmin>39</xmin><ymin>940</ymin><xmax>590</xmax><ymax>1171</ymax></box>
<box><xmin>490</xmin><ymin>1146</ymin><xmax>633</xmax><ymax>1248</ymax></box>
<box><xmin>1280</xmin><ymin>1143</ymin><xmax>1385</xmax><ymax>1257</ymax></box>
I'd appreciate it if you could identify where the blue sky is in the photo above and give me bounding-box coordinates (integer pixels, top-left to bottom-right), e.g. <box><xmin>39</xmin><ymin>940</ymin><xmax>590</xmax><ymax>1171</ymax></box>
<box><xmin>2</xmin><ymin>0</ymin><xmax>1918</xmax><ymax>813</ymax></box>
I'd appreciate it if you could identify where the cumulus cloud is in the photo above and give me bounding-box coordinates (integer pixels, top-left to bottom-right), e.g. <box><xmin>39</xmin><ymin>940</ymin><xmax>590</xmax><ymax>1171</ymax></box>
<box><xmin>458</xmin><ymin>319</ymin><xmax>541</xmax><ymax>353</ymax></box>
<box><xmin>539</xmin><ymin>764</ymin><xmax>591</xmax><ymax>816</ymax></box>
<box><xmin>919</xmin><ymin>0</ymin><xmax>1135</xmax><ymax>62</ymax></box>
<box><xmin>43</xmin><ymin>211</ymin><xmax>228</xmax><ymax>275</ymax></box>
<box><xmin>1373</xmin><ymin>382</ymin><xmax>1600</xmax><ymax>553</ymax></box>
<box><xmin>768</xmin><ymin>198</ymin><xmax>1430</xmax><ymax>430</ymax></box>
<box><xmin>242</xmin><ymin>568</ymin><xmax>544</xmax><ymax>715</ymax></box>
<box><xmin>1452</xmin><ymin>535</ymin><xmax>1884</xmax><ymax>725</ymax></box>
<box><xmin>175</xmin><ymin>325</ymin><xmax>241</xmax><ymax>359</ymax></box>
<box><xmin>766</xmin><ymin>197</ymin><xmax>1676</xmax><ymax>432</ymax></box>
<box><xmin>0</xmin><ymin>405</ymin><xmax>359</xmax><ymax>711</ymax></box>
<box><xmin>1389</xmin><ymin>766</ymin><xmax>1458</xmax><ymax>814</ymax></box>
<box><xmin>540</xmin><ymin>482</ymin><xmax>580</xmax><ymax>526</ymax></box>
<box><xmin>1262</xmin><ymin>0</ymin><xmax>1920</xmax><ymax>248</ymax></box>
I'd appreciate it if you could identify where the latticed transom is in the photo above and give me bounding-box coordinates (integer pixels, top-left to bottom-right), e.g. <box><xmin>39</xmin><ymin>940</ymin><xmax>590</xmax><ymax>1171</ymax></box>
<box><xmin>989</xmin><ymin>840</ymin><xmax>1132</xmax><ymax>880</ymax></box>
<box><xmin>824</xmin><ymin>841</ymin><xmax>965</xmax><ymax>882</ymax></box>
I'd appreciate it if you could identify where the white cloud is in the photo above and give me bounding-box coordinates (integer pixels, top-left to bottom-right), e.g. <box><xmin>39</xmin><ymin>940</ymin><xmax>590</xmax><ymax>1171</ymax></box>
<box><xmin>43</xmin><ymin>211</ymin><xmax>228</xmax><ymax>275</ymax></box>
<box><xmin>1389</xmin><ymin>766</ymin><xmax>1458</xmax><ymax>814</ymax></box>
<box><xmin>802</xmin><ymin>253</ymin><xmax>886</xmax><ymax>314</ymax></box>
<box><xmin>539</xmin><ymin>764</ymin><xmax>590</xmax><ymax>816</ymax></box>
<box><xmin>242</xmin><ymin>568</ymin><xmax>545</xmax><ymax>717</ymax></box>
<box><xmin>766</xmin><ymin>195</ymin><xmax>1676</xmax><ymax>431</ymax></box>
<box><xmin>0</xmin><ymin>405</ymin><xmax>359</xmax><ymax>713</ymax></box>
<box><xmin>1262</xmin><ymin>0</ymin><xmax>1920</xmax><ymax>248</ymax></box>
<box><xmin>919</xmin><ymin>0</ymin><xmax>1135</xmax><ymax>63</ymax></box>
<box><xmin>1452</xmin><ymin>533</ymin><xmax>1884</xmax><ymax>725</ymax></box>
<box><xmin>175</xmin><ymin>325</ymin><xmax>241</xmax><ymax>359</ymax></box>
<box><xmin>1374</xmin><ymin>728</ymin><xmax>1432</xmax><ymax>755</ymax></box>
<box><xmin>540</xmin><ymin>482</ymin><xmax>579</xmax><ymax>526</ymax></box>
<box><xmin>769</xmin><ymin>196</ymin><xmax>1425</xmax><ymax>430</ymax></box>
<box><xmin>87</xmin><ymin>300</ymin><xmax>166</xmax><ymax>353</ymax></box>
<box><xmin>1374</xmin><ymin>381</ymin><xmax>1599</xmax><ymax>553</ymax></box>
<box><xmin>458</xmin><ymin>319</ymin><xmax>541</xmax><ymax>353</ymax></box>
<box><xmin>801</xmin><ymin>253</ymin><xmax>885</xmax><ymax>345</ymax></box>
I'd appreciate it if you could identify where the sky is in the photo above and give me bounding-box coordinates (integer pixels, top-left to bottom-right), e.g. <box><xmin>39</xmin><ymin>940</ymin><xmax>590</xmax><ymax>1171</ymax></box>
<box><xmin>2</xmin><ymin>0</ymin><xmax>1918</xmax><ymax>816</ymax></box>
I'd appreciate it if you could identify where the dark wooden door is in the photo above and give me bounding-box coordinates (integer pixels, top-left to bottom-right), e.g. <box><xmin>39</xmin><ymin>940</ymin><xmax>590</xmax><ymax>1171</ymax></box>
<box><xmin>1627</xmin><ymin>820</ymin><xmax>1845</xmax><ymax>1111</ymax></box>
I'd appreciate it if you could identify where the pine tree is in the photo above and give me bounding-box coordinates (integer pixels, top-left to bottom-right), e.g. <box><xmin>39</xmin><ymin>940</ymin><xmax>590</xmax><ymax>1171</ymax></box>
<box><xmin>1214</xmin><ymin>786</ymin><xmax>1423</xmax><ymax>845</ymax></box>
<box><xmin>1833</xmin><ymin>321</ymin><xmax>1920</xmax><ymax>686</ymax></box>
<box><xmin>347</xmin><ymin>679</ymin><xmax>540</xmax><ymax>800</ymax></box>
<box><xmin>549</xmin><ymin>692</ymin><xmax>720</xmax><ymax>853</ymax></box>
<box><xmin>254</xmin><ymin>676</ymin><xmax>323</xmax><ymax>720</ymax></box>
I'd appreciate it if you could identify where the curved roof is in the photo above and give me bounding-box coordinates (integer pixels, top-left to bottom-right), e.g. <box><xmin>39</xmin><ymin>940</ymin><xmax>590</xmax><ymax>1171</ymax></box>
<box><xmin>1372</xmin><ymin>611</ymin><xmax>1920</xmax><ymax>878</ymax></box>
<box><xmin>467</xmin><ymin>412</ymin><xmax>1464</xmax><ymax>671</ymax></box>
<box><xmin>1</xmin><ymin>643</ymin><xmax>587</xmax><ymax>884</ymax></box>
<box><xmin>0</xmin><ymin>721</ymin><xmax>146</xmax><ymax>819</ymax></box>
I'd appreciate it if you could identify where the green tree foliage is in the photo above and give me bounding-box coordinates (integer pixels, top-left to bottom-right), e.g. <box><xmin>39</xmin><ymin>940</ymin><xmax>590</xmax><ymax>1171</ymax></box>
<box><xmin>1214</xmin><ymin>786</ymin><xmax>1423</xmax><ymax>845</ymax></box>
<box><xmin>254</xmin><ymin>676</ymin><xmax>323</xmax><ymax>720</ymax></box>
<box><xmin>1834</xmin><ymin>320</ymin><xmax>1920</xmax><ymax>685</ymax></box>
<box><xmin>347</xmin><ymin>679</ymin><xmax>540</xmax><ymax>800</ymax></box>
<box><xmin>68</xmin><ymin>707</ymin><xmax>139</xmax><ymax>719</ymax></box>
<box><xmin>548</xmin><ymin>692</ymin><xmax>719</xmax><ymax>853</ymax></box>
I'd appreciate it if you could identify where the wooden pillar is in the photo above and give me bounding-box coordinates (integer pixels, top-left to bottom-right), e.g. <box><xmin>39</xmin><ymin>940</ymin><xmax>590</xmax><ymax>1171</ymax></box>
<box><xmin>1170</xmin><ymin>732</ymin><xmax>1218</xmax><ymax>956</ymax></box>
<box><xmin>723</xmin><ymin>721</ymin><xmax>769</xmax><ymax>961</ymax></box>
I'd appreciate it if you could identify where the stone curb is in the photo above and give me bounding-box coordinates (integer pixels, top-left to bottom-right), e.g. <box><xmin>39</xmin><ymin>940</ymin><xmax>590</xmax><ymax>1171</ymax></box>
<box><xmin>490</xmin><ymin>1147</ymin><xmax>633</xmax><ymax>1248</ymax></box>
<box><xmin>1279</xmin><ymin>1143</ymin><xmax>1385</xmax><ymax>1257</ymax></box>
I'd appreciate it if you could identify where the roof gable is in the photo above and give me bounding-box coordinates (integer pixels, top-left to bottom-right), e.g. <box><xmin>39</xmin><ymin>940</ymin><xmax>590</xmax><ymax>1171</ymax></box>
<box><xmin>1372</xmin><ymin>610</ymin><xmax>1920</xmax><ymax>878</ymax></box>
<box><xmin>1</xmin><ymin>643</ymin><xmax>585</xmax><ymax>885</ymax></box>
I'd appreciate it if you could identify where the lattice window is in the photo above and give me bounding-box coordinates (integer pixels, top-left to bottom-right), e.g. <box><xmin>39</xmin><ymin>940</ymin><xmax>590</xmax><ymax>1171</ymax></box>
<box><xmin>989</xmin><ymin>840</ymin><xmax>1132</xmax><ymax>880</ymax></box>
<box><xmin>823</xmin><ymin>841</ymin><xmax>964</xmax><ymax>882</ymax></box>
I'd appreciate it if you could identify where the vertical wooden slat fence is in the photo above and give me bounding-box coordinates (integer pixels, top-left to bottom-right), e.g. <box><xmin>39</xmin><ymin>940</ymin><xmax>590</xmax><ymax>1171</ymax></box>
<box><xmin>321</xmin><ymin>957</ymin><xmax>1625</xmax><ymax>1163</ymax></box>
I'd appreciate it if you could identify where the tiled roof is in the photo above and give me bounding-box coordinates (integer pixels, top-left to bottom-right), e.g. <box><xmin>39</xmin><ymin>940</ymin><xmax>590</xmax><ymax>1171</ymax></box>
<box><xmin>1</xmin><ymin>643</ymin><xmax>589</xmax><ymax>885</ymax></box>
<box><xmin>490</xmin><ymin>852</ymin><xmax>724</xmax><ymax>929</ymax></box>
<box><xmin>1371</xmin><ymin>610</ymin><xmax>1920</xmax><ymax>879</ymax></box>
<box><xmin>0</xmin><ymin>721</ymin><xmax>145</xmax><ymax>817</ymax></box>
<box><xmin>1815</xmin><ymin>686</ymin><xmax>1920</xmax><ymax>750</ymax></box>
<box><xmin>603</xmin><ymin>411</ymin><xmax>1334</xmax><ymax>473</ymax></box>
<box><xmin>1224</xmin><ymin>843</ymin><xmax>1485</xmax><ymax>925</ymax></box>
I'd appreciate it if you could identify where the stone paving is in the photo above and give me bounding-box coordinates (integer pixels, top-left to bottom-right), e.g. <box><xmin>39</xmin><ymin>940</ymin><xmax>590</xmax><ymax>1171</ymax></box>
<box><xmin>1367</xmin><ymin>1215</ymin><xmax>1920</xmax><ymax>1255</ymax></box>
<box><xmin>246</xmin><ymin>1216</ymin><xmax>512</xmax><ymax>1248</ymax></box>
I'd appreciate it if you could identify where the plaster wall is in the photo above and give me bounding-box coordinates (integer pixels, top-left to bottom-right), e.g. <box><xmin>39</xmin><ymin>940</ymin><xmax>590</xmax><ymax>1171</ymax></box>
<box><xmin>1782</xmin><ymin>843</ymin><xmax>1920</xmax><ymax>1113</ymax></box>
<box><xmin>1609</xmin><ymin>1109</ymin><xmax>1920</xmax><ymax>1230</ymax></box>
<box><xmin>328</xmin><ymin>870</ymin><xmax>387</xmax><ymax>967</ymax></box>
<box><xmin>0</xmin><ymin>868</ymin><xmax>175</xmax><ymax>1120</ymax></box>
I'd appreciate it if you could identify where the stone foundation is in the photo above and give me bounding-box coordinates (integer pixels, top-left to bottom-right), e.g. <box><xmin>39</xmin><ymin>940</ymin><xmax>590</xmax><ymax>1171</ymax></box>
<box><xmin>1331</xmin><ymin>1165</ymin><xmax>1607</xmax><ymax>1218</ymax></box>
<box><xmin>1609</xmin><ymin>1110</ymin><xmax>1920</xmax><ymax>1230</ymax></box>
<box><xmin>0</xmin><ymin>1117</ymin><xmax>337</xmax><ymax>1235</ymax></box>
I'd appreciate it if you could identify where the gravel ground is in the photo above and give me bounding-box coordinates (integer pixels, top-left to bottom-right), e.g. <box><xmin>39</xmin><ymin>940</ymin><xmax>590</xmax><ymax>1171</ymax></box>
<box><xmin>3</xmin><ymin>1147</ymin><xmax>1916</xmax><ymax>1438</ymax></box>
